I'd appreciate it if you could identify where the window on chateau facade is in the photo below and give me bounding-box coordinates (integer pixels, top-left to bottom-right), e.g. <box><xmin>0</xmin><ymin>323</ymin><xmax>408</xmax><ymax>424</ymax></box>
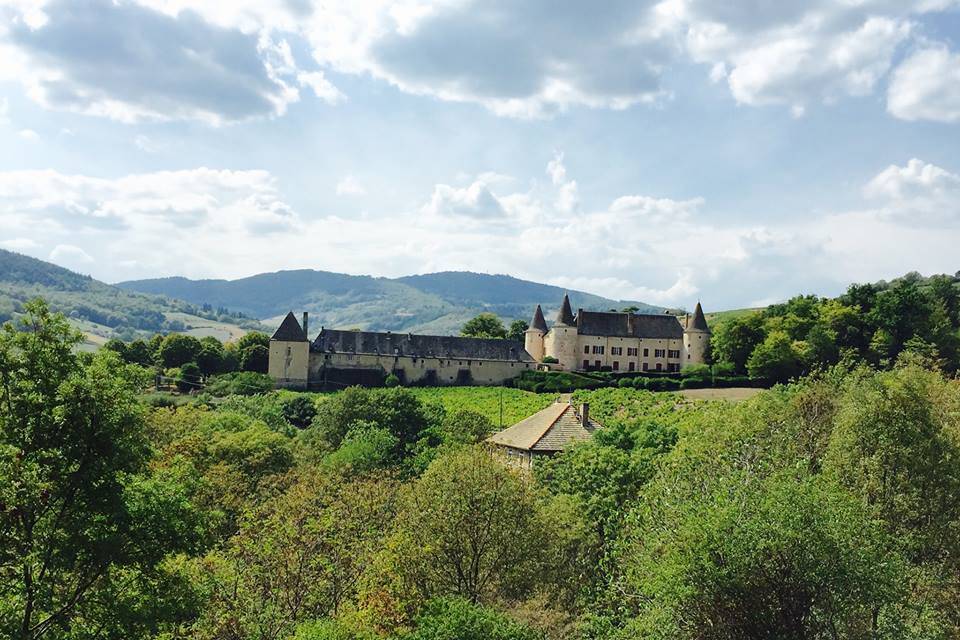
<box><xmin>627</xmin><ymin>347</ymin><xmax>638</xmax><ymax>356</ymax></box>
<box><xmin>668</xmin><ymin>349</ymin><xmax>680</xmax><ymax>358</ymax></box>
<box><xmin>611</xmin><ymin>347</ymin><xmax>622</xmax><ymax>356</ymax></box>
<box><xmin>583</xmin><ymin>359</ymin><xmax>589</xmax><ymax>369</ymax></box>
<box><xmin>655</xmin><ymin>349</ymin><xmax>666</xmax><ymax>358</ymax></box>
<box><xmin>629</xmin><ymin>362</ymin><xmax>635</xmax><ymax>371</ymax></box>
<box><xmin>643</xmin><ymin>348</ymin><xmax>649</xmax><ymax>357</ymax></box>
<box><xmin>612</xmin><ymin>361</ymin><xmax>619</xmax><ymax>370</ymax></box>
<box><xmin>584</xmin><ymin>346</ymin><xmax>590</xmax><ymax>354</ymax></box>
<box><xmin>642</xmin><ymin>362</ymin><xmax>648</xmax><ymax>371</ymax></box>
<box><xmin>656</xmin><ymin>363</ymin><xmax>662</xmax><ymax>371</ymax></box>
<box><xmin>592</xmin><ymin>345</ymin><xmax>605</xmax><ymax>354</ymax></box>
<box><xmin>594</xmin><ymin>360</ymin><xmax>601</xmax><ymax>368</ymax></box>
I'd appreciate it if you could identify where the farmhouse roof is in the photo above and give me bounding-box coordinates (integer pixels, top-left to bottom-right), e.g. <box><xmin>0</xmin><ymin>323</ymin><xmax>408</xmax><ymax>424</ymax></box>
<box><xmin>530</xmin><ymin>305</ymin><xmax>548</xmax><ymax>332</ymax></box>
<box><xmin>556</xmin><ymin>294</ymin><xmax>575</xmax><ymax>326</ymax></box>
<box><xmin>575</xmin><ymin>310</ymin><xmax>684</xmax><ymax>339</ymax></box>
<box><xmin>313</xmin><ymin>328</ymin><xmax>535</xmax><ymax>361</ymax></box>
<box><xmin>271</xmin><ymin>312</ymin><xmax>307</xmax><ymax>341</ymax></box>
<box><xmin>487</xmin><ymin>402</ymin><xmax>600</xmax><ymax>452</ymax></box>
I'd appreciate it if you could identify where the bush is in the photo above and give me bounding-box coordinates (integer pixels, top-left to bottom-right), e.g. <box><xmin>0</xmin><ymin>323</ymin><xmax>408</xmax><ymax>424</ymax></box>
<box><xmin>205</xmin><ymin>371</ymin><xmax>275</xmax><ymax>396</ymax></box>
<box><xmin>541</xmin><ymin>356</ymin><xmax>559</xmax><ymax>364</ymax></box>
<box><xmin>282</xmin><ymin>394</ymin><xmax>318</xmax><ymax>429</ymax></box>
<box><xmin>177</xmin><ymin>361</ymin><xmax>202</xmax><ymax>392</ymax></box>
<box><xmin>385</xmin><ymin>373</ymin><xmax>401</xmax><ymax>388</ymax></box>
<box><xmin>402</xmin><ymin>597</ymin><xmax>542</xmax><ymax>640</ymax></box>
<box><xmin>679</xmin><ymin>377</ymin><xmax>711</xmax><ymax>390</ymax></box>
<box><xmin>645</xmin><ymin>377</ymin><xmax>681</xmax><ymax>392</ymax></box>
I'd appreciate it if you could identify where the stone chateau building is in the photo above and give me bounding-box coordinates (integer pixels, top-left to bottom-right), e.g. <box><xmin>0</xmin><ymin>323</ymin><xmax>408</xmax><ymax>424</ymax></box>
<box><xmin>267</xmin><ymin>294</ymin><xmax>710</xmax><ymax>389</ymax></box>
<box><xmin>523</xmin><ymin>294</ymin><xmax>710</xmax><ymax>374</ymax></box>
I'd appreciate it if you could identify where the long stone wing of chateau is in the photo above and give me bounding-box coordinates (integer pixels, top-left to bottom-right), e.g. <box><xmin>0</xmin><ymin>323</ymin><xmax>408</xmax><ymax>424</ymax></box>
<box><xmin>268</xmin><ymin>294</ymin><xmax>710</xmax><ymax>389</ymax></box>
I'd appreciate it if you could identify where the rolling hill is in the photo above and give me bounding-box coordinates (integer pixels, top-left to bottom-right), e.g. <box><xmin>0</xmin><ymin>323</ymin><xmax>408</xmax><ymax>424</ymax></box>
<box><xmin>117</xmin><ymin>270</ymin><xmax>669</xmax><ymax>335</ymax></box>
<box><xmin>0</xmin><ymin>249</ymin><xmax>264</xmax><ymax>347</ymax></box>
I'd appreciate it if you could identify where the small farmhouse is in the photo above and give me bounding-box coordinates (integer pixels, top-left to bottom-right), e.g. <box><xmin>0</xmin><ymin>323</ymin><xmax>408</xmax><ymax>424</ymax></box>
<box><xmin>486</xmin><ymin>400</ymin><xmax>601</xmax><ymax>469</ymax></box>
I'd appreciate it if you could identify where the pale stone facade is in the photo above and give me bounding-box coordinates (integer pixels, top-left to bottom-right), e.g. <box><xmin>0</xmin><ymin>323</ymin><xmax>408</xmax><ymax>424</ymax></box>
<box><xmin>268</xmin><ymin>312</ymin><xmax>535</xmax><ymax>390</ymax></box>
<box><xmin>268</xmin><ymin>296</ymin><xmax>711</xmax><ymax>389</ymax></box>
<box><xmin>525</xmin><ymin>295</ymin><xmax>710</xmax><ymax>373</ymax></box>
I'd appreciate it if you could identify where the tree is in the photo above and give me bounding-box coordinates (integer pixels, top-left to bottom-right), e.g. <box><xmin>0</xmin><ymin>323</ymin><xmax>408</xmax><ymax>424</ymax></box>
<box><xmin>508</xmin><ymin>320</ymin><xmax>529</xmax><ymax>342</ymax></box>
<box><xmin>386</xmin><ymin>447</ymin><xmax>548</xmax><ymax>605</ymax></box>
<box><xmin>236</xmin><ymin>331</ymin><xmax>270</xmax><ymax>353</ymax></box>
<box><xmin>461</xmin><ymin>314</ymin><xmax>507</xmax><ymax>339</ymax></box>
<box><xmin>157</xmin><ymin>334</ymin><xmax>202</xmax><ymax>369</ymax></box>
<box><xmin>196</xmin><ymin>471</ymin><xmax>397</xmax><ymax>640</ymax></box>
<box><xmin>125</xmin><ymin>339</ymin><xmax>154</xmax><ymax>367</ymax></box>
<box><xmin>103</xmin><ymin>338</ymin><xmax>128</xmax><ymax>359</ymax></box>
<box><xmin>624</xmin><ymin>473</ymin><xmax>903</xmax><ymax>639</ymax></box>
<box><xmin>747</xmin><ymin>331</ymin><xmax>803</xmax><ymax>383</ymax></box>
<box><xmin>240</xmin><ymin>344</ymin><xmax>269</xmax><ymax>373</ymax></box>
<box><xmin>195</xmin><ymin>340</ymin><xmax>224</xmax><ymax>378</ymax></box>
<box><xmin>0</xmin><ymin>300</ymin><xmax>193</xmax><ymax>639</ymax></box>
<box><xmin>177</xmin><ymin>361</ymin><xmax>201</xmax><ymax>392</ymax></box>
<box><xmin>709</xmin><ymin>313</ymin><xmax>765</xmax><ymax>374</ymax></box>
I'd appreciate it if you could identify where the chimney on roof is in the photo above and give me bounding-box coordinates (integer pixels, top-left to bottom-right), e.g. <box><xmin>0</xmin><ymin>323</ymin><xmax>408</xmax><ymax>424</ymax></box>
<box><xmin>302</xmin><ymin>312</ymin><xmax>309</xmax><ymax>338</ymax></box>
<box><xmin>580</xmin><ymin>402</ymin><xmax>590</xmax><ymax>428</ymax></box>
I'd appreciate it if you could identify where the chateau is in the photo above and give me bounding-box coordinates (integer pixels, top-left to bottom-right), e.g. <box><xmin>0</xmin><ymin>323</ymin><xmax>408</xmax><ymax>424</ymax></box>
<box><xmin>267</xmin><ymin>294</ymin><xmax>709</xmax><ymax>389</ymax></box>
<box><xmin>524</xmin><ymin>294</ymin><xmax>711</xmax><ymax>374</ymax></box>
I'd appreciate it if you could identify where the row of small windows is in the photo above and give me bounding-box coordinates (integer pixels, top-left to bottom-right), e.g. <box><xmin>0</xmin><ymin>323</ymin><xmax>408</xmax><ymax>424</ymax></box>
<box><xmin>583</xmin><ymin>347</ymin><xmax>680</xmax><ymax>359</ymax></box>
<box><xmin>582</xmin><ymin>361</ymin><xmax>682</xmax><ymax>372</ymax></box>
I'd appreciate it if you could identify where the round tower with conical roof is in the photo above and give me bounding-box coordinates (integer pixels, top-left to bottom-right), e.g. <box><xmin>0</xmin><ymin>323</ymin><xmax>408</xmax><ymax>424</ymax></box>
<box><xmin>682</xmin><ymin>301</ymin><xmax>711</xmax><ymax>366</ymax></box>
<box><xmin>543</xmin><ymin>293</ymin><xmax>580</xmax><ymax>370</ymax></box>
<box><xmin>524</xmin><ymin>304</ymin><xmax>547</xmax><ymax>361</ymax></box>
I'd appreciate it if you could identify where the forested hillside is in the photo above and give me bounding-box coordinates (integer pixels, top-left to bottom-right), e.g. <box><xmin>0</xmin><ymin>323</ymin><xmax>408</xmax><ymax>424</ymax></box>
<box><xmin>710</xmin><ymin>271</ymin><xmax>960</xmax><ymax>381</ymax></box>
<box><xmin>117</xmin><ymin>270</ymin><xmax>660</xmax><ymax>334</ymax></box>
<box><xmin>0</xmin><ymin>249</ymin><xmax>263</xmax><ymax>342</ymax></box>
<box><xmin>3</xmin><ymin>300</ymin><xmax>960</xmax><ymax>639</ymax></box>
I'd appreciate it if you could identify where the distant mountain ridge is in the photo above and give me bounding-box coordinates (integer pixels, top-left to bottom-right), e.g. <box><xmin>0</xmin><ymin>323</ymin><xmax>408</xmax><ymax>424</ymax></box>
<box><xmin>0</xmin><ymin>249</ymin><xmax>263</xmax><ymax>345</ymax></box>
<box><xmin>117</xmin><ymin>270</ymin><xmax>668</xmax><ymax>335</ymax></box>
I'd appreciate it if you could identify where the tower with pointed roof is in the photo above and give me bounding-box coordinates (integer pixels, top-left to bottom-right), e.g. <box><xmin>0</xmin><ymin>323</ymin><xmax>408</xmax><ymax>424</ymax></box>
<box><xmin>524</xmin><ymin>304</ymin><xmax>547</xmax><ymax>362</ymax></box>
<box><xmin>542</xmin><ymin>293</ymin><xmax>581</xmax><ymax>370</ymax></box>
<box><xmin>682</xmin><ymin>301</ymin><xmax>711</xmax><ymax>366</ymax></box>
<box><xmin>268</xmin><ymin>311</ymin><xmax>310</xmax><ymax>389</ymax></box>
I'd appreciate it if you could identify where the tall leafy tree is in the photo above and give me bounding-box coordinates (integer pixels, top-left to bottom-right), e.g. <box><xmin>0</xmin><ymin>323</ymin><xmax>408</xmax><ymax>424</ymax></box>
<box><xmin>0</xmin><ymin>300</ymin><xmax>191</xmax><ymax>639</ymax></box>
<box><xmin>461</xmin><ymin>314</ymin><xmax>508</xmax><ymax>339</ymax></box>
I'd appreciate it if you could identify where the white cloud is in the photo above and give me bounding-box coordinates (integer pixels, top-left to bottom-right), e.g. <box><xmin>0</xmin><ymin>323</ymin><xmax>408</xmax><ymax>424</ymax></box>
<box><xmin>546</xmin><ymin>152</ymin><xmax>578</xmax><ymax>214</ymax></box>
<box><xmin>1</xmin><ymin>155</ymin><xmax>958</xmax><ymax>310</ymax></box>
<box><xmin>0</xmin><ymin>97</ymin><xmax>8</xmax><ymax>124</ymax></box>
<box><xmin>863</xmin><ymin>158</ymin><xmax>960</xmax><ymax>224</ymax></box>
<box><xmin>50</xmin><ymin>243</ymin><xmax>93</xmax><ymax>265</ymax></box>
<box><xmin>134</xmin><ymin>135</ymin><xmax>158</xmax><ymax>153</ymax></box>
<box><xmin>17</xmin><ymin>128</ymin><xmax>37</xmax><ymax>140</ymax></box>
<box><xmin>0</xmin><ymin>237</ymin><xmax>38</xmax><ymax>250</ymax></box>
<box><xmin>423</xmin><ymin>180</ymin><xmax>506</xmax><ymax>219</ymax></box>
<box><xmin>335</xmin><ymin>175</ymin><xmax>365</xmax><ymax>196</ymax></box>
<box><xmin>0</xmin><ymin>0</ymin><xmax>340</xmax><ymax>124</ymax></box>
<box><xmin>888</xmin><ymin>45</ymin><xmax>960</xmax><ymax>123</ymax></box>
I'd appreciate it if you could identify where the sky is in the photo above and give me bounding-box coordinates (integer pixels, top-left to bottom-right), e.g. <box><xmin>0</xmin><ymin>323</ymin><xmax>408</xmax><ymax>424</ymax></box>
<box><xmin>1</xmin><ymin>0</ymin><xmax>959</xmax><ymax>311</ymax></box>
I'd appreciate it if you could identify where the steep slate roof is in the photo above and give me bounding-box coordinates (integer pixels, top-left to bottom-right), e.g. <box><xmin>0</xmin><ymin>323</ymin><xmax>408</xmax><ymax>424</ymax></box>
<box><xmin>487</xmin><ymin>402</ymin><xmax>601</xmax><ymax>452</ymax></box>
<box><xmin>313</xmin><ymin>328</ymin><xmax>535</xmax><ymax>361</ymax></box>
<box><xmin>689</xmin><ymin>301</ymin><xmax>710</xmax><ymax>332</ymax></box>
<box><xmin>556</xmin><ymin>294</ymin><xmax>575</xmax><ymax>325</ymax></box>
<box><xmin>530</xmin><ymin>305</ymin><xmax>548</xmax><ymax>332</ymax></box>
<box><xmin>271</xmin><ymin>312</ymin><xmax>307</xmax><ymax>341</ymax></box>
<box><xmin>576</xmin><ymin>310</ymin><xmax>684</xmax><ymax>339</ymax></box>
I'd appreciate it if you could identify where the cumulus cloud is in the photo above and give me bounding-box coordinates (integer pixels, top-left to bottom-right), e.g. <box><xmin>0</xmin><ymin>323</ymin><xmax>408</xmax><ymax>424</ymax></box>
<box><xmin>888</xmin><ymin>45</ymin><xmax>960</xmax><ymax>123</ymax></box>
<box><xmin>2</xmin><ymin>154</ymin><xmax>959</xmax><ymax>310</ymax></box>
<box><xmin>50</xmin><ymin>243</ymin><xmax>94</xmax><ymax>265</ymax></box>
<box><xmin>17</xmin><ymin>128</ymin><xmax>37</xmax><ymax>140</ymax></box>
<box><xmin>0</xmin><ymin>0</ymin><xmax>340</xmax><ymax>124</ymax></box>
<box><xmin>863</xmin><ymin>158</ymin><xmax>960</xmax><ymax>224</ymax></box>
<box><xmin>335</xmin><ymin>175</ymin><xmax>365</xmax><ymax>196</ymax></box>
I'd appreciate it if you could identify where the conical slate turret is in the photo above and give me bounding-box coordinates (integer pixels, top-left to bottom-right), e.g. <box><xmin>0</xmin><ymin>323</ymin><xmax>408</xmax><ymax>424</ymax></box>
<box><xmin>271</xmin><ymin>311</ymin><xmax>307</xmax><ymax>341</ymax></box>
<box><xmin>689</xmin><ymin>301</ymin><xmax>709</xmax><ymax>332</ymax></box>
<box><xmin>530</xmin><ymin>305</ymin><xmax>547</xmax><ymax>332</ymax></box>
<box><xmin>556</xmin><ymin>294</ymin><xmax>575</xmax><ymax>326</ymax></box>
